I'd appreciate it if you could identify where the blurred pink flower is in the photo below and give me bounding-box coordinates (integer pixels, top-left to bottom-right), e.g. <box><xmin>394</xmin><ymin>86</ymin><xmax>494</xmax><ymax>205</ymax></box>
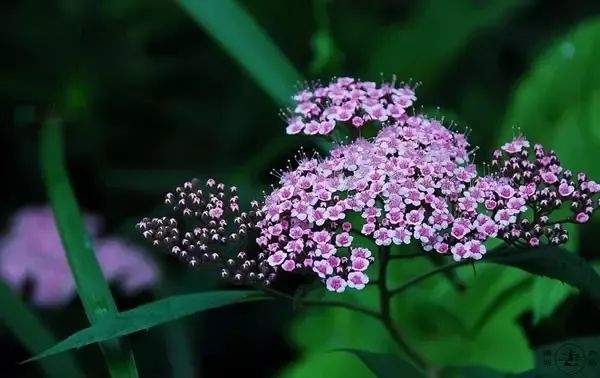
<box><xmin>0</xmin><ymin>206</ymin><xmax>159</xmax><ymax>308</ymax></box>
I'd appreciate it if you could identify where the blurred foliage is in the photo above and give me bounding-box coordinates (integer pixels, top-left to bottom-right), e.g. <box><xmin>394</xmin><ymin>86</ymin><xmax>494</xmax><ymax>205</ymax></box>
<box><xmin>2</xmin><ymin>0</ymin><xmax>600</xmax><ymax>377</ymax></box>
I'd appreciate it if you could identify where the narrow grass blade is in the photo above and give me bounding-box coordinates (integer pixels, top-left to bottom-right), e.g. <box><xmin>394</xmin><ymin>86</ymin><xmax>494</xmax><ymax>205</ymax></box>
<box><xmin>164</xmin><ymin>319</ymin><xmax>195</xmax><ymax>378</ymax></box>
<box><xmin>39</xmin><ymin>117</ymin><xmax>138</xmax><ymax>378</ymax></box>
<box><xmin>0</xmin><ymin>280</ymin><xmax>85</xmax><ymax>378</ymax></box>
<box><xmin>27</xmin><ymin>291</ymin><xmax>266</xmax><ymax>362</ymax></box>
<box><xmin>177</xmin><ymin>0</ymin><xmax>302</xmax><ymax>106</ymax></box>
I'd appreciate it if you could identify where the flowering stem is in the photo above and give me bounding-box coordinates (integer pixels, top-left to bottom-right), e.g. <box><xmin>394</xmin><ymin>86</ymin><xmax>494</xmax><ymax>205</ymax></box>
<box><xmin>389</xmin><ymin>260</ymin><xmax>472</xmax><ymax>297</ymax></box>
<box><xmin>259</xmin><ymin>286</ymin><xmax>381</xmax><ymax>319</ymax></box>
<box><xmin>377</xmin><ymin>246</ymin><xmax>429</xmax><ymax>371</ymax></box>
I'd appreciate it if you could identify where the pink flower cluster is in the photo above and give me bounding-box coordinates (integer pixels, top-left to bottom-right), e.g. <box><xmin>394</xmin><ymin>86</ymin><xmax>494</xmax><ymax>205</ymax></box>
<box><xmin>1</xmin><ymin>207</ymin><xmax>159</xmax><ymax>308</ymax></box>
<box><xmin>259</xmin><ymin>113</ymin><xmax>530</xmax><ymax>292</ymax></box>
<box><xmin>258</xmin><ymin>77</ymin><xmax>600</xmax><ymax>293</ymax></box>
<box><xmin>285</xmin><ymin>77</ymin><xmax>416</xmax><ymax>136</ymax></box>
<box><xmin>488</xmin><ymin>138</ymin><xmax>600</xmax><ymax>247</ymax></box>
<box><xmin>137</xmin><ymin>76</ymin><xmax>600</xmax><ymax>295</ymax></box>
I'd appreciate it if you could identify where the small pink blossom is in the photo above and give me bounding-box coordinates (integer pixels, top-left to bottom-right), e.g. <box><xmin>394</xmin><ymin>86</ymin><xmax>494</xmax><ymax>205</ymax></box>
<box><xmin>326</xmin><ymin>275</ymin><xmax>347</xmax><ymax>293</ymax></box>
<box><xmin>1</xmin><ymin>207</ymin><xmax>159</xmax><ymax>308</ymax></box>
<box><xmin>347</xmin><ymin>272</ymin><xmax>369</xmax><ymax>290</ymax></box>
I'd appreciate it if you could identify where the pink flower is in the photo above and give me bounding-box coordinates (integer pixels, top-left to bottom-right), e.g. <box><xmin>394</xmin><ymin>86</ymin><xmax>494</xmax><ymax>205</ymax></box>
<box><xmin>326</xmin><ymin>276</ymin><xmax>347</xmax><ymax>293</ymax></box>
<box><xmin>1</xmin><ymin>207</ymin><xmax>159</xmax><ymax>308</ymax></box>
<box><xmin>285</xmin><ymin>78</ymin><xmax>417</xmax><ymax>136</ymax></box>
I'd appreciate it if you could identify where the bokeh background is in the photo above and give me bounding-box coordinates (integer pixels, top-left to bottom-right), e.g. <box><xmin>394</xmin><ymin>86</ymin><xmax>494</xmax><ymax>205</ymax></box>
<box><xmin>2</xmin><ymin>0</ymin><xmax>600</xmax><ymax>377</ymax></box>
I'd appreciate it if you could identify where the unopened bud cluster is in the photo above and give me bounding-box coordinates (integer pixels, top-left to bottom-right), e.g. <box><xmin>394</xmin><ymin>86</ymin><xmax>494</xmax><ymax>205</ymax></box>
<box><xmin>136</xmin><ymin>179</ymin><xmax>275</xmax><ymax>286</ymax></box>
<box><xmin>488</xmin><ymin>138</ymin><xmax>600</xmax><ymax>248</ymax></box>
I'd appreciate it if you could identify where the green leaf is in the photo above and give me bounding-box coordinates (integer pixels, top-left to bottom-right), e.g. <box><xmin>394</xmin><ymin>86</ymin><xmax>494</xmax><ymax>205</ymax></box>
<box><xmin>531</xmin><ymin>225</ymin><xmax>579</xmax><ymax>324</ymax></box>
<box><xmin>499</xmin><ymin>18</ymin><xmax>600</xmax><ymax>178</ymax></box>
<box><xmin>367</xmin><ymin>0</ymin><xmax>529</xmax><ymax>86</ymax></box>
<box><xmin>486</xmin><ymin>246</ymin><xmax>600</xmax><ymax>306</ymax></box>
<box><xmin>0</xmin><ymin>280</ymin><xmax>85</xmax><ymax>378</ymax></box>
<box><xmin>27</xmin><ymin>291</ymin><xmax>265</xmax><ymax>362</ymax></box>
<box><xmin>417</xmin><ymin>316</ymin><xmax>533</xmax><ymax>373</ymax></box>
<box><xmin>443</xmin><ymin>366</ymin><xmax>515</xmax><ymax>378</ymax></box>
<box><xmin>338</xmin><ymin>349</ymin><xmax>427</xmax><ymax>378</ymax></box>
<box><xmin>40</xmin><ymin>117</ymin><xmax>138</xmax><ymax>377</ymax></box>
<box><xmin>446</xmin><ymin>264</ymin><xmax>530</xmax><ymax>330</ymax></box>
<box><xmin>401</xmin><ymin>266</ymin><xmax>533</xmax><ymax>373</ymax></box>
<box><xmin>280</xmin><ymin>351</ymin><xmax>376</xmax><ymax>378</ymax></box>
<box><xmin>531</xmin><ymin>277</ymin><xmax>575</xmax><ymax>324</ymax></box>
<box><xmin>177</xmin><ymin>0</ymin><xmax>302</xmax><ymax>106</ymax></box>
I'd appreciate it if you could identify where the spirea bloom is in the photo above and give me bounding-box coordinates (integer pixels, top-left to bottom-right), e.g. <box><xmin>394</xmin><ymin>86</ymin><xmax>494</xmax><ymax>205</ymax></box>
<box><xmin>285</xmin><ymin>77</ymin><xmax>416</xmax><ymax>136</ymax></box>
<box><xmin>0</xmin><ymin>206</ymin><xmax>159</xmax><ymax>308</ymax></box>
<box><xmin>487</xmin><ymin>138</ymin><xmax>600</xmax><ymax>247</ymax></box>
<box><xmin>137</xmin><ymin>76</ymin><xmax>600</xmax><ymax>294</ymax></box>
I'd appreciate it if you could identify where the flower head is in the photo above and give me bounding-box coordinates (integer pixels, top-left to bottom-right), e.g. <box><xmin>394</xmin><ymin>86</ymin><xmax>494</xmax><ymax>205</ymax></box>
<box><xmin>0</xmin><ymin>206</ymin><xmax>159</xmax><ymax>308</ymax></box>
<box><xmin>285</xmin><ymin>77</ymin><xmax>417</xmax><ymax>136</ymax></box>
<box><xmin>137</xmin><ymin>76</ymin><xmax>600</xmax><ymax>295</ymax></box>
<box><xmin>258</xmin><ymin>113</ymin><xmax>494</xmax><ymax>289</ymax></box>
<box><xmin>486</xmin><ymin>139</ymin><xmax>600</xmax><ymax>246</ymax></box>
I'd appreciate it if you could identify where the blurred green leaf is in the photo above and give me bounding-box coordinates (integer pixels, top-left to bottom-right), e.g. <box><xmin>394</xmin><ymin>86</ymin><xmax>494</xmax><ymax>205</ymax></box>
<box><xmin>501</xmin><ymin>18</ymin><xmax>600</xmax><ymax>321</ymax></box>
<box><xmin>531</xmin><ymin>277</ymin><xmax>575</xmax><ymax>324</ymax></box>
<box><xmin>310</xmin><ymin>31</ymin><xmax>341</xmax><ymax>75</ymax></box>
<box><xmin>417</xmin><ymin>314</ymin><xmax>533</xmax><ymax>373</ymax></box>
<box><xmin>499</xmin><ymin>18</ymin><xmax>600</xmax><ymax>176</ymax></box>
<box><xmin>400</xmin><ymin>264</ymin><xmax>533</xmax><ymax>372</ymax></box>
<box><xmin>445</xmin><ymin>264</ymin><xmax>529</xmax><ymax>330</ymax></box>
<box><xmin>443</xmin><ymin>366</ymin><xmax>514</xmax><ymax>378</ymax></box>
<box><xmin>281</xmin><ymin>351</ymin><xmax>376</xmax><ymax>378</ymax></box>
<box><xmin>367</xmin><ymin>0</ymin><xmax>529</xmax><ymax>86</ymax></box>
<box><xmin>309</xmin><ymin>0</ymin><xmax>342</xmax><ymax>74</ymax></box>
<box><xmin>445</xmin><ymin>335</ymin><xmax>600</xmax><ymax>377</ymax></box>
<box><xmin>282</xmin><ymin>283</ymin><xmax>397</xmax><ymax>378</ymax></box>
<box><xmin>531</xmin><ymin>223</ymin><xmax>579</xmax><ymax>324</ymax></box>
<box><xmin>27</xmin><ymin>291</ymin><xmax>266</xmax><ymax>362</ymax></box>
<box><xmin>40</xmin><ymin>117</ymin><xmax>139</xmax><ymax>378</ymax></box>
<box><xmin>337</xmin><ymin>349</ymin><xmax>426</xmax><ymax>378</ymax></box>
<box><xmin>177</xmin><ymin>0</ymin><xmax>302</xmax><ymax>105</ymax></box>
<box><xmin>0</xmin><ymin>280</ymin><xmax>85</xmax><ymax>378</ymax></box>
<box><xmin>486</xmin><ymin>246</ymin><xmax>600</xmax><ymax>305</ymax></box>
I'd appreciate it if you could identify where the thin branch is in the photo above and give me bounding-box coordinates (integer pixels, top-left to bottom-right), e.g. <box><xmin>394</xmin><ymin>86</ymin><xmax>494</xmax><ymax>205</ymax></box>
<box><xmin>389</xmin><ymin>260</ymin><xmax>472</xmax><ymax>297</ymax></box>
<box><xmin>259</xmin><ymin>286</ymin><xmax>381</xmax><ymax>319</ymax></box>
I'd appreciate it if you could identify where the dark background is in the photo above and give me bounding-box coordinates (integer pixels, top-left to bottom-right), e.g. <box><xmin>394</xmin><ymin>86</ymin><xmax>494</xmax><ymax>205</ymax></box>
<box><xmin>1</xmin><ymin>1</ymin><xmax>600</xmax><ymax>377</ymax></box>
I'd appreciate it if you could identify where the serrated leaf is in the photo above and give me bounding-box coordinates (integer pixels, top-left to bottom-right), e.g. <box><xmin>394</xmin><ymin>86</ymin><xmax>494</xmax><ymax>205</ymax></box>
<box><xmin>486</xmin><ymin>246</ymin><xmax>600</xmax><ymax>305</ymax></box>
<box><xmin>27</xmin><ymin>291</ymin><xmax>265</xmax><ymax>362</ymax></box>
<box><xmin>337</xmin><ymin>349</ymin><xmax>427</xmax><ymax>378</ymax></box>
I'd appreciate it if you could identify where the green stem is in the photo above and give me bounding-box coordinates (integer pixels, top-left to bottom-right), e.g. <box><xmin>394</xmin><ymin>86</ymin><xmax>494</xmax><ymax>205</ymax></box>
<box><xmin>40</xmin><ymin>116</ymin><xmax>138</xmax><ymax>378</ymax></box>
<box><xmin>377</xmin><ymin>246</ymin><xmax>429</xmax><ymax>371</ymax></box>
<box><xmin>261</xmin><ymin>287</ymin><xmax>380</xmax><ymax>319</ymax></box>
<box><xmin>389</xmin><ymin>260</ymin><xmax>471</xmax><ymax>297</ymax></box>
